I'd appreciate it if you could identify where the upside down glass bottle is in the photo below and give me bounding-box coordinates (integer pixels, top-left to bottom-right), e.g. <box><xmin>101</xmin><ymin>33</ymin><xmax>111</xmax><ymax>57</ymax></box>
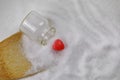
<box><xmin>19</xmin><ymin>11</ymin><xmax>57</xmax><ymax>78</ymax></box>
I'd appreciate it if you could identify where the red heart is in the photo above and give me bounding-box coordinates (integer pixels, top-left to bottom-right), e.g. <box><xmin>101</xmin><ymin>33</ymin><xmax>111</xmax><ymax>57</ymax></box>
<box><xmin>52</xmin><ymin>39</ymin><xmax>65</xmax><ymax>51</ymax></box>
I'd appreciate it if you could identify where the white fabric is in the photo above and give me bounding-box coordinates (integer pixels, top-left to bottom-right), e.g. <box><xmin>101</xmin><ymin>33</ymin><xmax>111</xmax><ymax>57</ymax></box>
<box><xmin>0</xmin><ymin>0</ymin><xmax>120</xmax><ymax>80</ymax></box>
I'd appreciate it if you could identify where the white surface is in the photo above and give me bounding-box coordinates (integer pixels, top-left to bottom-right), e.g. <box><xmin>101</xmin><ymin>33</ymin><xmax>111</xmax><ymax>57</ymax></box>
<box><xmin>1</xmin><ymin>0</ymin><xmax>120</xmax><ymax>80</ymax></box>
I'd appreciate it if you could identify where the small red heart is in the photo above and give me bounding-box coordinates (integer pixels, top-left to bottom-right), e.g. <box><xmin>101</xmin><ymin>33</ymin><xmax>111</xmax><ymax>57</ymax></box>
<box><xmin>52</xmin><ymin>39</ymin><xmax>65</xmax><ymax>51</ymax></box>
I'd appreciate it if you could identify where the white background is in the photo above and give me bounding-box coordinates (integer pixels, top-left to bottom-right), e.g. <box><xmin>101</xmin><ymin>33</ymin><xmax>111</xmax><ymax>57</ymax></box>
<box><xmin>1</xmin><ymin>0</ymin><xmax>120</xmax><ymax>80</ymax></box>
